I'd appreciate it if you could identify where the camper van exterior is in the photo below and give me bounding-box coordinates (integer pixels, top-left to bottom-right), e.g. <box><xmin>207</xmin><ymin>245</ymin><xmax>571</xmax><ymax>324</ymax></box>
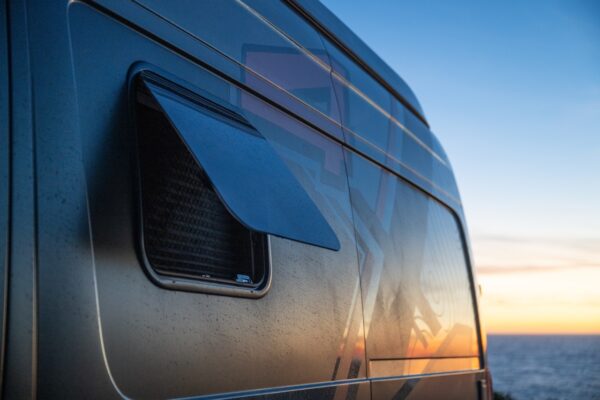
<box><xmin>0</xmin><ymin>0</ymin><xmax>492</xmax><ymax>399</ymax></box>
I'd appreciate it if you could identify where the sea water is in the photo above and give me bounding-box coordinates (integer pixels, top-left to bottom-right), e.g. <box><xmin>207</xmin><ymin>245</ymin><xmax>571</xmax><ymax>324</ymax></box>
<box><xmin>488</xmin><ymin>335</ymin><xmax>600</xmax><ymax>400</ymax></box>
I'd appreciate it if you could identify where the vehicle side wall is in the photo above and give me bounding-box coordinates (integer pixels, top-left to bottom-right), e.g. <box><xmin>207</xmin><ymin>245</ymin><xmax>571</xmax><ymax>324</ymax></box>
<box><xmin>3</xmin><ymin>0</ymin><xmax>487</xmax><ymax>398</ymax></box>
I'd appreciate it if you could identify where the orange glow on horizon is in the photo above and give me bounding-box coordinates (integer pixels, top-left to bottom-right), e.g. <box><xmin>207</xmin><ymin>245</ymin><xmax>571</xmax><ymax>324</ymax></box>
<box><xmin>477</xmin><ymin>267</ymin><xmax>600</xmax><ymax>334</ymax></box>
<box><xmin>474</xmin><ymin>235</ymin><xmax>600</xmax><ymax>335</ymax></box>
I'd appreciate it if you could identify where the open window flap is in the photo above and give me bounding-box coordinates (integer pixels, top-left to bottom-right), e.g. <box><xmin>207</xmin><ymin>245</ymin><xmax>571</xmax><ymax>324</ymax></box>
<box><xmin>141</xmin><ymin>79</ymin><xmax>340</xmax><ymax>251</ymax></box>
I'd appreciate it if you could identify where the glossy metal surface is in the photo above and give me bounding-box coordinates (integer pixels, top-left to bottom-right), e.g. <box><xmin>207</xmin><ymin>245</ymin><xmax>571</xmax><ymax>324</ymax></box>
<box><xmin>242</xmin><ymin>0</ymin><xmax>331</xmax><ymax>66</ymax></box>
<box><xmin>90</xmin><ymin>0</ymin><xmax>461</xmax><ymax>209</ymax></box>
<box><xmin>325</xmin><ymin>36</ymin><xmax>395</xmax><ymax>161</ymax></box>
<box><xmin>240</xmin><ymin>95</ymin><xmax>369</xmax><ymax>388</ymax></box>
<box><xmin>3</xmin><ymin>1</ymin><xmax>39</xmax><ymax>397</ymax></box>
<box><xmin>345</xmin><ymin>151</ymin><xmax>479</xmax><ymax>362</ymax></box>
<box><xmin>3</xmin><ymin>0</ymin><xmax>487</xmax><ymax>398</ymax></box>
<box><xmin>325</xmin><ymin>35</ymin><xmax>460</xmax><ymax>207</ymax></box>
<box><xmin>32</xmin><ymin>3</ymin><xmax>367</xmax><ymax>397</ymax></box>
<box><xmin>134</xmin><ymin>0</ymin><xmax>342</xmax><ymax>125</ymax></box>
<box><xmin>286</xmin><ymin>0</ymin><xmax>427</xmax><ymax>124</ymax></box>
<box><xmin>142</xmin><ymin>78</ymin><xmax>340</xmax><ymax>251</ymax></box>
<box><xmin>0</xmin><ymin>0</ymin><xmax>8</xmax><ymax>391</ymax></box>
<box><xmin>92</xmin><ymin>0</ymin><xmax>345</xmax><ymax>142</ymax></box>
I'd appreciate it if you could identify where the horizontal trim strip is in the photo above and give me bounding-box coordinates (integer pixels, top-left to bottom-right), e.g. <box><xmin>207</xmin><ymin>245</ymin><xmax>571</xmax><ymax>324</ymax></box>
<box><xmin>344</xmin><ymin>130</ymin><xmax>461</xmax><ymax>204</ymax></box>
<box><xmin>139</xmin><ymin>0</ymin><xmax>444</xmax><ymax>171</ymax></box>
<box><xmin>84</xmin><ymin>0</ymin><xmax>461</xmax><ymax>211</ymax></box>
<box><xmin>332</xmin><ymin>72</ymin><xmax>446</xmax><ymax>165</ymax></box>
<box><xmin>177</xmin><ymin>378</ymin><xmax>368</xmax><ymax>400</ymax></box>
<box><xmin>284</xmin><ymin>0</ymin><xmax>428</xmax><ymax>126</ymax></box>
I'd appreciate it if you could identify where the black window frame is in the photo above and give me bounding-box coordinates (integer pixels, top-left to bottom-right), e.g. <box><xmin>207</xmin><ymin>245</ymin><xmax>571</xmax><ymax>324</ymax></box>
<box><xmin>131</xmin><ymin>71</ymin><xmax>273</xmax><ymax>298</ymax></box>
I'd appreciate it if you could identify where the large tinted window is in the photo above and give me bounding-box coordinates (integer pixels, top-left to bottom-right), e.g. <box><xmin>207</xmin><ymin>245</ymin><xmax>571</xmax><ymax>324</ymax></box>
<box><xmin>345</xmin><ymin>151</ymin><xmax>479</xmax><ymax>375</ymax></box>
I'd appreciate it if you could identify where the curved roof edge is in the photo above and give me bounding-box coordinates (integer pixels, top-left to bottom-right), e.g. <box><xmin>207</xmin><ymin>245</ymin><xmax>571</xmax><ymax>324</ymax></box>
<box><xmin>286</xmin><ymin>0</ymin><xmax>428</xmax><ymax>127</ymax></box>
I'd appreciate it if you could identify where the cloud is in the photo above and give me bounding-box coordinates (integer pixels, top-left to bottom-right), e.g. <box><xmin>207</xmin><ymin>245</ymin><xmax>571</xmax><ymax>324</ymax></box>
<box><xmin>473</xmin><ymin>233</ymin><xmax>600</xmax><ymax>248</ymax></box>
<box><xmin>472</xmin><ymin>233</ymin><xmax>600</xmax><ymax>255</ymax></box>
<box><xmin>476</xmin><ymin>263</ymin><xmax>599</xmax><ymax>275</ymax></box>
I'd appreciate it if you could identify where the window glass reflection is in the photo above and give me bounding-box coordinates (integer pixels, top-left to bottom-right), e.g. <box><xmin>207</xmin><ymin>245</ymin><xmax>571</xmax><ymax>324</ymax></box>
<box><xmin>135</xmin><ymin>0</ymin><xmax>340</xmax><ymax>121</ymax></box>
<box><xmin>346</xmin><ymin>151</ymin><xmax>479</xmax><ymax>363</ymax></box>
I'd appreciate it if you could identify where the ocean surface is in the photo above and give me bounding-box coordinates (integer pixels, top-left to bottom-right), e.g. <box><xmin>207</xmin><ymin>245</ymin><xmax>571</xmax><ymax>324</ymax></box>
<box><xmin>487</xmin><ymin>335</ymin><xmax>600</xmax><ymax>400</ymax></box>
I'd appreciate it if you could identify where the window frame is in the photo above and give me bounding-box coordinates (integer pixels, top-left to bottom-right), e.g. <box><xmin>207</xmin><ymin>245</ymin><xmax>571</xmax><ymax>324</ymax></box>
<box><xmin>130</xmin><ymin>69</ymin><xmax>275</xmax><ymax>298</ymax></box>
<box><xmin>344</xmin><ymin>149</ymin><xmax>484</xmax><ymax>375</ymax></box>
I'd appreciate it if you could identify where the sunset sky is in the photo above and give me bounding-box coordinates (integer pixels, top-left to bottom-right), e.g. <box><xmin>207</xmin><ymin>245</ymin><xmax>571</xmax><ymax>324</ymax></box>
<box><xmin>321</xmin><ymin>0</ymin><xmax>600</xmax><ymax>334</ymax></box>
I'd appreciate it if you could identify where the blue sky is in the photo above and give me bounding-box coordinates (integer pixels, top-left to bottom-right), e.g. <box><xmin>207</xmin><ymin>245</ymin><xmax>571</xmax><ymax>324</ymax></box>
<box><xmin>320</xmin><ymin>0</ymin><xmax>600</xmax><ymax>332</ymax></box>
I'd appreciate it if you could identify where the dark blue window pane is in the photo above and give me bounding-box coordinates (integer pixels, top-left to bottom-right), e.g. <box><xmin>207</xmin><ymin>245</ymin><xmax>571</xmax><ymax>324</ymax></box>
<box><xmin>142</xmin><ymin>79</ymin><xmax>340</xmax><ymax>251</ymax></box>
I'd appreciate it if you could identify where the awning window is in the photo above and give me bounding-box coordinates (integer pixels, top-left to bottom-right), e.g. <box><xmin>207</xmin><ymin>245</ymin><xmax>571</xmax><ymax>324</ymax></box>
<box><xmin>139</xmin><ymin>76</ymin><xmax>340</xmax><ymax>251</ymax></box>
